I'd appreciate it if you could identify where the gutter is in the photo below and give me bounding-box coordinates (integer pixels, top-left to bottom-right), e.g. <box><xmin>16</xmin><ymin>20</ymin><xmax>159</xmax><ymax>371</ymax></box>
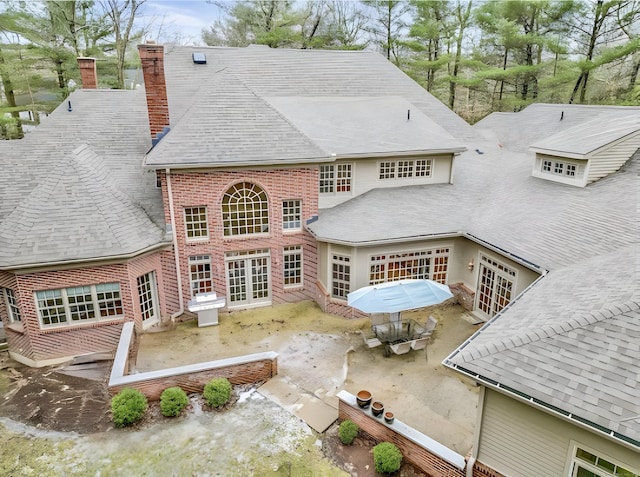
<box><xmin>442</xmin><ymin>272</ymin><xmax>640</xmax><ymax>453</ymax></box>
<box><xmin>303</xmin><ymin>229</ymin><xmax>464</xmax><ymax>248</ymax></box>
<box><xmin>166</xmin><ymin>168</ymin><xmax>184</xmax><ymax>321</ymax></box>
<box><xmin>446</xmin><ymin>363</ymin><xmax>640</xmax><ymax>453</ymax></box>
<box><xmin>2</xmin><ymin>241</ymin><xmax>173</xmax><ymax>273</ymax></box>
<box><xmin>462</xmin><ymin>232</ymin><xmax>544</xmax><ymax>273</ymax></box>
<box><xmin>142</xmin><ymin>148</ymin><xmax>467</xmax><ymax>171</ymax></box>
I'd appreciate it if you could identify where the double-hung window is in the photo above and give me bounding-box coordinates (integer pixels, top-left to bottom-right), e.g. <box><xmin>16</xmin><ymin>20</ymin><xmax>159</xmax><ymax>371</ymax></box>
<box><xmin>282</xmin><ymin>200</ymin><xmax>302</xmax><ymax>231</ymax></box>
<box><xmin>319</xmin><ymin>164</ymin><xmax>352</xmax><ymax>193</ymax></box>
<box><xmin>184</xmin><ymin>206</ymin><xmax>209</xmax><ymax>240</ymax></box>
<box><xmin>283</xmin><ymin>246</ymin><xmax>303</xmax><ymax>287</ymax></box>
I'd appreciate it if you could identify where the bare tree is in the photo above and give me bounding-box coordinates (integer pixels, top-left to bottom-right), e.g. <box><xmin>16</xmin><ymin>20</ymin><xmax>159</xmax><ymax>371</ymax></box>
<box><xmin>102</xmin><ymin>0</ymin><xmax>145</xmax><ymax>89</ymax></box>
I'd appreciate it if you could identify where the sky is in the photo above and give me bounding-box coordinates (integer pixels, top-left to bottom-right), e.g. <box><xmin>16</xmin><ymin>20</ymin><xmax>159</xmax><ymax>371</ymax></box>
<box><xmin>142</xmin><ymin>0</ymin><xmax>227</xmax><ymax>45</ymax></box>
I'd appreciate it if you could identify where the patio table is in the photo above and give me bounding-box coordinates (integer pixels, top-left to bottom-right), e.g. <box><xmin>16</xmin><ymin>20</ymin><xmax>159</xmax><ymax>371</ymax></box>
<box><xmin>372</xmin><ymin>319</ymin><xmax>426</xmax><ymax>356</ymax></box>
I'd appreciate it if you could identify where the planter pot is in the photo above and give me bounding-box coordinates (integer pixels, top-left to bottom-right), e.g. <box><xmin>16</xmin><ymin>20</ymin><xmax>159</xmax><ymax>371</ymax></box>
<box><xmin>356</xmin><ymin>390</ymin><xmax>372</xmax><ymax>409</ymax></box>
<box><xmin>384</xmin><ymin>411</ymin><xmax>394</xmax><ymax>424</ymax></box>
<box><xmin>371</xmin><ymin>401</ymin><xmax>384</xmax><ymax>417</ymax></box>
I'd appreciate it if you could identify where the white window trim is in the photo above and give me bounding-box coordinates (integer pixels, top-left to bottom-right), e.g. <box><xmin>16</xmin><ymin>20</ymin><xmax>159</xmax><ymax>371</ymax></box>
<box><xmin>2</xmin><ymin>287</ymin><xmax>21</xmax><ymax>323</ymax></box>
<box><xmin>137</xmin><ymin>272</ymin><xmax>160</xmax><ymax>329</ymax></box>
<box><xmin>319</xmin><ymin>163</ymin><xmax>353</xmax><ymax>195</ymax></box>
<box><xmin>282</xmin><ymin>199</ymin><xmax>302</xmax><ymax>232</ymax></box>
<box><xmin>222</xmin><ymin>182</ymin><xmax>270</xmax><ymax>237</ymax></box>
<box><xmin>35</xmin><ymin>283</ymin><xmax>124</xmax><ymax>329</ymax></box>
<box><xmin>378</xmin><ymin>159</ymin><xmax>433</xmax><ymax>180</ymax></box>
<box><xmin>184</xmin><ymin>206</ymin><xmax>209</xmax><ymax>242</ymax></box>
<box><xmin>368</xmin><ymin>247</ymin><xmax>450</xmax><ymax>285</ymax></box>
<box><xmin>567</xmin><ymin>441</ymin><xmax>639</xmax><ymax>477</ymax></box>
<box><xmin>331</xmin><ymin>254</ymin><xmax>351</xmax><ymax>300</ymax></box>
<box><xmin>188</xmin><ymin>255</ymin><xmax>213</xmax><ymax>297</ymax></box>
<box><xmin>283</xmin><ymin>245</ymin><xmax>303</xmax><ymax>288</ymax></box>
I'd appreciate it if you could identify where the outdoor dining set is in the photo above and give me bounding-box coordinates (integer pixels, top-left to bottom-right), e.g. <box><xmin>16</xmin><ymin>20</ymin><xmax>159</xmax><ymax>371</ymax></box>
<box><xmin>347</xmin><ymin>278</ymin><xmax>452</xmax><ymax>357</ymax></box>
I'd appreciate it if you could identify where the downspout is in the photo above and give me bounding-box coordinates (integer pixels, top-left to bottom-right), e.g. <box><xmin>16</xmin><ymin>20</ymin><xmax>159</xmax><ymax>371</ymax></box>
<box><xmin>467</xmin><ymin>386</ymin><xmax>485</xmax><ymax>477</ymax></box>
<box><xmin>166</xmin><ymin>168</ymin><xmax>184</xmax><ymax>321</ymax></box>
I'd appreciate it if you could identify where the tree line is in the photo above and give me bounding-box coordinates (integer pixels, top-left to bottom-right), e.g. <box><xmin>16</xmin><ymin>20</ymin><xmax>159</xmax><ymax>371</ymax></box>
<box><xmin>1</xmin><ymin>0</ymin><xmax>639</xmax><ymax>140</ymax></box>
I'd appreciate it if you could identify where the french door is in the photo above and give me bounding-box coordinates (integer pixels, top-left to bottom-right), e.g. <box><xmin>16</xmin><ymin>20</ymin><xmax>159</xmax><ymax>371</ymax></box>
<box><xmin>475</xmin><ymin>255</ymin><xmax>516</xmax><ymax>319</ymax></box>
<box><xmin>225</xmin><ymin>249</ymin><xmax>271</xmax><ymax>308</ymax></box>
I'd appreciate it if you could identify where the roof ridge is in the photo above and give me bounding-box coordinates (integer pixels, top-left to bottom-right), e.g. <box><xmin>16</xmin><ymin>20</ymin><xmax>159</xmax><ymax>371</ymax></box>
<box><xmin>454</xmin><ymin>300</ymin><xmax>640</xmax><ymax>363</ymax></box>
<box><xmin>231</xmin><ymin>73</ymin><xmax>330</xmax><ymax>157</ymax></box>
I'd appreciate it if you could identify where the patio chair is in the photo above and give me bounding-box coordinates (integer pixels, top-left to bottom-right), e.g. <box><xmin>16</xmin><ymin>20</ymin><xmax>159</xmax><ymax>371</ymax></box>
<box><xmin>388</xmin><ymin>341</ymin><xmax>412</xmax><ymax>355</ymax></box>
<box><xmin>421</xmin><ymin>316</ymin><xmax>438</xmax><ymax>339</ymax></box>
<box><xmin>358</xmin><ymin>330</ymin><xmax>382</xmax><ymax>348</ymax></box>
<box><xmin>411</xmin><ymin>337</ymin><xmax>428</xmax><ymax>351</ymax></box>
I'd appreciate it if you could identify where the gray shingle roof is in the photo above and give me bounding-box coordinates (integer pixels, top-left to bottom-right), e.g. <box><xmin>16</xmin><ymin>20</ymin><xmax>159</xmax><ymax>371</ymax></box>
<box><xmin>530</xmin><ymin>114</ymin><xmax>640</xmax><ymax>157</ymax></box>
<box><xmin>0</xmin><ymin>89</ymin><xmax>168</xmax><ymax>268</ymax></box>
<box><xmin>144</xmin><ymin>46</ymin><xmax>478</xmax><ymax>168</ymax></box>
<box><xmin>445</xmin><ymin>246</ymin><xmax>640</xmax><ymax>446</ymax></box>
<box><xmin>265</xmin><ymin>96</ymin><xmax>465</xmax><ymax>156</ymax></box>
<box><xmin>308</xmin><ymin>102</ymin><xmax>639</xmax><ymax>447</ymax></box>
<box><xmin>474</xmin><ymin>103</ymin><xmax>640</xmax><ymax>153</ymax></box>
<box><xmin>308</xmin><ymin>135</ymin><xmax>637</xmax><ymax>272</ymax></box>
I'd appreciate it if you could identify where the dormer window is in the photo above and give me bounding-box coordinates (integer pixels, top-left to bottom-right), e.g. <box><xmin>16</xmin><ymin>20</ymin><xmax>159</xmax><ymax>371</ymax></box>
<box><xmin>534</xmin><ymin>155</ymin><xmax>586</xmax><ymax>186</ymax></box>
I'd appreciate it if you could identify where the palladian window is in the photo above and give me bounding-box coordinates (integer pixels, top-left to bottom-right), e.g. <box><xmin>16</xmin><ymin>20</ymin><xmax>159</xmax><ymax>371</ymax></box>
<box><xmin>222</xmin><ymin>182</ymin><xmax>269</xmax><ymax>236</ymax></box>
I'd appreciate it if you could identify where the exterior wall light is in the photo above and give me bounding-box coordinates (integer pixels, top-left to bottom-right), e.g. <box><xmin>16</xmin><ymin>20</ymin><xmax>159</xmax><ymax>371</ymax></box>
<box><xmin>468</xmin><ymin>259</ymin><xmax>475</xmax><ymax>271</ymax></box>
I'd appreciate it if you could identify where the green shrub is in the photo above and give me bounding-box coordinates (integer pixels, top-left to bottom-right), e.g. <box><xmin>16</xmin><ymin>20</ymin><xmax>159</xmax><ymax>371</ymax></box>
<box><xmin>111</xmin><ymin>388</ymin><xmax>147</xmax><ymax>427</ymax></box>
<box><xmin>203</xmin><ymin>377</ymin><xmax>232</xmax><ymax>407</ymax></box>
<box><xmin>373</xmin><ymin>442</ymin><xmax>402</xmax><ymax>474</ymax></box>
<box><xmin>160</xmin><ymin>387</ymin><xmax>189</xmax><ymax>417</ymax></box>
<box><xmin>338</xmin><ymin>419</ymin><xmax>359</xmax><ymax>445</ymax></box>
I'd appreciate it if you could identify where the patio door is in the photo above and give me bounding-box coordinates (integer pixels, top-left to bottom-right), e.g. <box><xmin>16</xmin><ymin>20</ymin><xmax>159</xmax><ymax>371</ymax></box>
<box><xmin>475</xmin><ymin>255</ymin><xmax>516</xmax><ymax>319</ymax></box>
<box><xmin>225</xmin><ymin>249</ymin><xmax>271</xmax><ymax>308</ymax></box>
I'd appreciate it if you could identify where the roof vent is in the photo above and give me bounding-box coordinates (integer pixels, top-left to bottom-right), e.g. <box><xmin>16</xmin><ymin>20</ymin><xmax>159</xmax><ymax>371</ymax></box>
<box><xmin>192</xmin><ymin>52</ymin><xmax>206</xmax><ymax>64</ymax></box>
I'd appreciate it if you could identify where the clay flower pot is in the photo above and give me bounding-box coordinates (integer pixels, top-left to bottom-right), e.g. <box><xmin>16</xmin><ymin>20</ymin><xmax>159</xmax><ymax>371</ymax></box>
<box><xmin>356</xmin><ymin>390</ymin><xmax>372</xmax><ymax>409</ymax></box>
<box><xmin>384</xmin><ymin>411</ymin><xmax>394</xmax><ymax>424</ymax></box>
<box><xmin>371</xmin><ymin>401</ymin><xmax>384</xmax><ymax>417</ymax></box>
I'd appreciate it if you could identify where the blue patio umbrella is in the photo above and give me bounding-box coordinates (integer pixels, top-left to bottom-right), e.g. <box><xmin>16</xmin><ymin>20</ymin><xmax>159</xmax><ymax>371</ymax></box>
<box><xmin>347</xmin><ymin>279</ymin><xmax>453</xmax><ymax>314</ymax></box>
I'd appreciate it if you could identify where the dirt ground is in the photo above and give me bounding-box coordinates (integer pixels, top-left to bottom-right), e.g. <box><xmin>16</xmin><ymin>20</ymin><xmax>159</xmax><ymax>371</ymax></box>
<box><xmin>0</xmin><ymin>300</ymin><xmax>481</xmax><ymax>476</ymax></box>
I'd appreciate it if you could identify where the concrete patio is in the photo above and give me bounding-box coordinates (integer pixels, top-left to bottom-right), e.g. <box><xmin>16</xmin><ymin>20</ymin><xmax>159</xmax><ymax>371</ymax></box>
<box><xmin>134</xmin><ymin>300</ymin><xmax>481</xmax><ymax>455</ymax></box>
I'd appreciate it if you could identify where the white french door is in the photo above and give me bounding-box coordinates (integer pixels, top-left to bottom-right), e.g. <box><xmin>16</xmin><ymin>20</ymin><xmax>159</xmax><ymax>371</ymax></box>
<box><xmin>475</xmin><ymin>255</ymin><xmax>516</xmax><ymax>319</ymax></box>
<box><xmin>225</xmin><ymin>249</ymin><xmax>271</xmax><ymax>308</ymax></box>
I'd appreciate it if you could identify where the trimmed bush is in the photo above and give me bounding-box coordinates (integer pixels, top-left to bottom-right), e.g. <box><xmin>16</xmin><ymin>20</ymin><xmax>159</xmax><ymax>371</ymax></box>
<box><xmin>160</xmin><ymin>387</ymin><xmax>189</xmax><ymax>417</ymax></box>
<box><xmin>338</xmin><ymin>419</ymin><xmax>359</xmax><ymax>445</ymax></box>
<box><xmin>373</xmin><ymin>442</ymin><xmax>402</xmax><ymax>474</ymax></box>
<box><xmin>203</xmin><ymin>377</ymin><xmax>232</xmax><ymax>408</ymax></box>
<box><xmin>111</xmin><ymin>388</ymin><xmax>147</xmax><ymax>427</ymax></box>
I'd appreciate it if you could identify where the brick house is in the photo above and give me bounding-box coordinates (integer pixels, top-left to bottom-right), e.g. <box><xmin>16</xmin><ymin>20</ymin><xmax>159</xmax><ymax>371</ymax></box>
<box><xmin>0</xmin><ymin>43</ymin><xmax>638</xmax><ymax>476</ymax></box>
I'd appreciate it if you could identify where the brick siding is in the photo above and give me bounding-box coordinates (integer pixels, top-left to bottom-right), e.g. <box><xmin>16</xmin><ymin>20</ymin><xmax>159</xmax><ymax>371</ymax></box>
<box><xmin>165</xmin><ymin>168</ymin><xmax>319</xmax><ymax>312</ymax></box>
<box><xmin>1</xmin><ymin>252</ymin><xmax>174</xmax><ymax>364</ymax></box>
<box><xmin>109</xmin><ymin>357</ymin><xmax>278</xmax><ymax>401</ymax></box>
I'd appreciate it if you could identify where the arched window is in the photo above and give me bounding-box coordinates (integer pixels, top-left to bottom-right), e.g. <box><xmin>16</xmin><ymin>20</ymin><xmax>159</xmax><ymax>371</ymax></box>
<box><xmin>222</xmin><ymin>182</ymin><xmax>269</xmax><ymax>236</ymax></box>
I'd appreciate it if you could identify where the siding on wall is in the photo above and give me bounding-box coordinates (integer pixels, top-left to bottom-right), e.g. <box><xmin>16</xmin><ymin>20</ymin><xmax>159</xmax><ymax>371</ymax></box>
<box><xmin>478</xmin><ymin>389</ymin><xmax>639</xmax><ymax>477</ymax></box>
<box><xmin>319</xmin><ymin>155</ymin><xmax>453</xmax><ymax>210</ymax></box>
<box><xmin>588</xmin><ymin>135</ymin><xmax>640</xmax><ymax>183</ymax></box>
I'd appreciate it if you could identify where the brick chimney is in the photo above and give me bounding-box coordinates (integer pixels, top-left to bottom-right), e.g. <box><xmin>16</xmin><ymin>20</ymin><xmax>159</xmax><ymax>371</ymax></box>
<box><xmin>77</xmin><ymin>57</ymin><xmax>98</xmax><ymax>89</ymax></box>
<box><xmin>138</xmin><ymin>42</ymin><xmax>170</xmax><ymax>143</ymax></box>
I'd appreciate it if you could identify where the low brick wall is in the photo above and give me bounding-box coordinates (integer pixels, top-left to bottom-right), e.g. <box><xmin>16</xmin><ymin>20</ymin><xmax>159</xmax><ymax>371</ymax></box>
<box><xmin>338</xmin><ymin>391</ymin><xmax>467</xmax><ymax>477</ymax></box>
<box><xmin>109</xmin><ymin>322</ymin><xmax>278</xmax><ymax>400</ymax></box>
<box><xmin>449</xmin><ymin>283</ymin><xmax>475</xmax><ymax>312</ymax></box>
<box><xmin>338</xmin><ymin>391</ymin><xmax>507</xmax><ymax>477</ymax></box>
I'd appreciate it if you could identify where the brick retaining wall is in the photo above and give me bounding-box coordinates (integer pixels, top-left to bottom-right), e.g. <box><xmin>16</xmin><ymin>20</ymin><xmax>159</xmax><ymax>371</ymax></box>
<box><xmin>109</xmin><ymin>322</ymin><xmax>278</xmax><ymax>400</ymax></box>
<box><xmin>337</xmin><ymin>391</ymin><xmax>506</xmax><ymax>477</ymax></box>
